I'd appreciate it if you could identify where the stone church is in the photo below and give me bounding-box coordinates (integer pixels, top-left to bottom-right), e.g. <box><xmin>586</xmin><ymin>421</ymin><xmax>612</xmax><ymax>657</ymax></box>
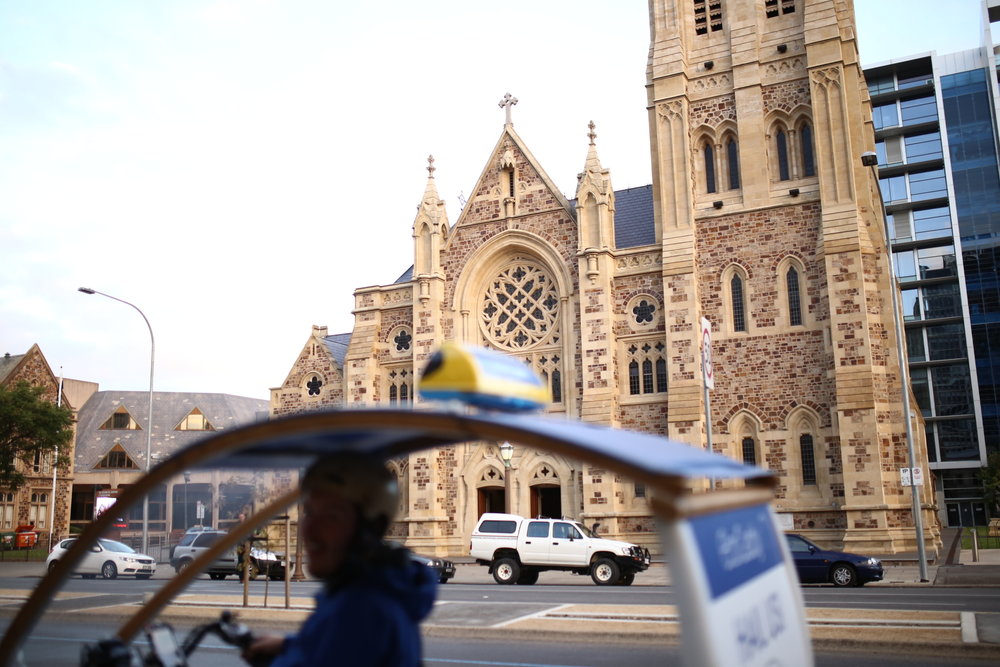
<box><xmin>271</xmin><ymin>0</ymin><xmax>939</xmax><ymax>558</ymax></box>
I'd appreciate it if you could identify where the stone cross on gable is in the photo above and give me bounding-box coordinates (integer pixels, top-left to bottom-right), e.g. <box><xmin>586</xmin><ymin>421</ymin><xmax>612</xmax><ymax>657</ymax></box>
<box><xmin>498</xmin><ymin>92</ymin><xmax>518</xmax><ymax>125</ymax></box>
<box><xmin>588</xmin><ymin>120</ymin><xmax>597</xmax><ymax>145</ymax></box>
<box><xmin>426</xmin><ymin>154</ymin><xmax>435</xmax><ymax>178</ymax></box>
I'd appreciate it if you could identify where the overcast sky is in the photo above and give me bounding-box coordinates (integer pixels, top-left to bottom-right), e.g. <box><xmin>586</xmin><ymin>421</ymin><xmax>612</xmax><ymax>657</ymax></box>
<box><xmin>1</xmin><ymin>1</ymin><xmax>991</xmax><ymax>401</ymax></box>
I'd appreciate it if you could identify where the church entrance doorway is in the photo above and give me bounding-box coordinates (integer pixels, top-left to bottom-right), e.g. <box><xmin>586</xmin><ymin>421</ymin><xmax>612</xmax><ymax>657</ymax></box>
<box><xmin>531</xmin><ymin>485</ymin><xmax>561</xmax><ymax>519</ymax></box>
<box><xmin>478</xmin><ymin>487</ymin><xmax>505</xmax><ymax>517</ymax></box>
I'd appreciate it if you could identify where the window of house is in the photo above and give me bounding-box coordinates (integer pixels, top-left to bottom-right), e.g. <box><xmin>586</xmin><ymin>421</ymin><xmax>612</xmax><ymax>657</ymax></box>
<box><xmin>387</xmin><ymin>369</ymin><xmax>412</xmax><ymax>405</ymax></box>
<box><xmin>765</xmin><ymin>0</ymin><xmax>795</xmax><ymax>17</ymax></box>
<box><xmin>626</xmin><ymin>343</ymin><xmax>668</xmax><ymax>396</ymax></box>
<box><xmin>800</xmin><ymin>434</ymin><xmax>817</xmax><ymax>484</ymax></box>
<box><xmin>741</xmin><ymin>437</ymin><xmax>757</xmax><ymax>465</ymax></box>
<box><xmin>634</xmin><ymin>482</ymin><xmax>647</xmax><ymax>498</ymax></box>
<box><xmin>0</xmin><ymin>492</ymin><xmax>14</xmax><ymax>530</ymax></box>
<box><xmin>900</xmin><ymin>96</ymin><xmax>938</xmax><ymax>125</ymax></box>
<box><xmin>731</xmin><ymin>274</ymin><xmax>747</xmax><ymax>332</ymax></box>
<box><xmin>908</xmin><ymin>169</ymin><xmax>948</xmax><ymax>201</ymax></box>
<box><xmin>912</xmin><ymin>206</ymin><xmax>952</xmax><ymax>239</ymax></box>
<box><xmin>727</xmin><ymin>137</ymin><xmax>740</xmax><ymax>189</ymax></box>
<box><xmin>800</xmin><ymin>123</ymin><xmax>815</xmax><ymax>177</ymax></box>
<box><xmin>100</xmin><ymin>406</ymin><xmax>141</xmax><ymax>431</ymax></box>
<box><xmin>704</xmin><ymin>143</ymin><xmax>717</xmax><ymax>193</ymax></box>
<box><xmin>28</xmin><ymin>491</ymin><xmax>47</xmax><ymax>530</ymax></box>
<box><xmin>176</xmin><ymin>408</ymin><xmax>215</xmax><ymax>431</ymax></box>
<box><xmin>787</xmin><ymin>266</ymin><xmax>803</xmax><ymax>326</ymax></box>
<box><xmin>776</xmin><ymin>130</ymin><xmax>790</xmax><ymax>181</ymax></box>
<box><xmin>306</xmin><ymin>375</ymin><xmax>323</xmax><ymax>396</ymax></box>
<box><xmin>96</xmin><ymin>444</ymin><xmax>139</xmax><ymax>470</ymax></box>
<box><xmin>32</xmin><ymin>451</ymin><xmax>50</xmax><ymax>475</ymax></box>
<box><xmin>904</xmin><ymin>132</ymin><xmax>943</xmax><ymax>163</ymax></box>
<box><xmin>872</xmin><ymin>103</ymin><xmax>900</xmax><ymax>130</ymax></box>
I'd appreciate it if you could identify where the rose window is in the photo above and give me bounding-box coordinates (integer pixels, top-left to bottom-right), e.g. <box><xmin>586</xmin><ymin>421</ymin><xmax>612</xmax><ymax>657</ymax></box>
<box><xmin>481</xmin><ymin>263</ymin><xmax>559</xmax><ymax>350</ymax></box>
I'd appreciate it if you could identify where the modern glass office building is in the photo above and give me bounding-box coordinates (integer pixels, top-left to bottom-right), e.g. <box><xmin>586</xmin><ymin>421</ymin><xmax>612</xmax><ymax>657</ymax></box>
<box><xmin>863</xmin><ymin>1</ymin><xmax>1000</xmax><ymax>527</ymax></box>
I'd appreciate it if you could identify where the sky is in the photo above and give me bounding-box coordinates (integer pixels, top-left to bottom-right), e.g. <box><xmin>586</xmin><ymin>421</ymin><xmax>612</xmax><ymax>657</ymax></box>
<box><xmin>0</xmin><ymin>1</ymin><xmax>992</xmax><ymax>401</ymax></box>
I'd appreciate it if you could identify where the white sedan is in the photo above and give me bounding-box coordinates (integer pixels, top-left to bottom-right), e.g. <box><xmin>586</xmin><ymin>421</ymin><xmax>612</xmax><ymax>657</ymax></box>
<box><xmin>46</xmin><ymin>538</ymin><xmax>156</xmax><ymax>580</ymax></box>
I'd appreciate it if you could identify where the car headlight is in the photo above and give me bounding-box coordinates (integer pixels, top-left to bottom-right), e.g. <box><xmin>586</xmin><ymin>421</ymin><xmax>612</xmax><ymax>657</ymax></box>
<box><xmin>867</xmin><ymin>557</ymin><xmax>880</xmax><ymax>566</ymax></box>
<box><xmin>429</xmin><ymin>559</ymin><xmax>443</xmax><ymax>568</ymax></box>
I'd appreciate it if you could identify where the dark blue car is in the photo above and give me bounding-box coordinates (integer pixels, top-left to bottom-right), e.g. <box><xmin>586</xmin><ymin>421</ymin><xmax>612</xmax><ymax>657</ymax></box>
<box><xmin>785</xmin><ymin>533</ymin><xmax>883</xmax><ymax>587</ymax></box>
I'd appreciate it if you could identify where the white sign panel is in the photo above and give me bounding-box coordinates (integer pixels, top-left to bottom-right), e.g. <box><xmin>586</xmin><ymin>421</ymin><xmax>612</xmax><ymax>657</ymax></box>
<box><xmin>912</xmin><ymin>467</ymin><xmax>924</xmax><ymax>486</ymax></box>
<box><xmin>662</xmin><ymin>503</ymin><xmax>813</xmax><ymax>667</ymax></box>
<box><xmin>701</xmin><ymin>317</ymin><xmax>714</xmax><ymax>390</ymax></box>
<box><xmin>196</xmin><ymin>500</ymin><xmax>205</xmax><ymax>520</ymax></box>
<box><xmin>900</xmin><ymin>468</ymin><xmax>912</xmax><ymax>487</ymax></box>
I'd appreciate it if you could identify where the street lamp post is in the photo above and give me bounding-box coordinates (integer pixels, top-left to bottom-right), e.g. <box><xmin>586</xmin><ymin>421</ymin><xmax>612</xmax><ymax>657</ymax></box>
<box><xmin>78</xmin><ymin>287</ymin><xmax>155</xmax><ymax>556</ymax></box>
<box><xmin>859</xmin><ymin>153</ymin><xmax>929</xmax><ymax>581</ymax></box>
<box><xmin>183</xmin><ymin>471</ymin><xmax>191</xmax><ymax>530</ymax></box>
<box><xmin>499</xmin><ymin>442</ymin><xmax>514</xmax><ymax>514</ymax></box>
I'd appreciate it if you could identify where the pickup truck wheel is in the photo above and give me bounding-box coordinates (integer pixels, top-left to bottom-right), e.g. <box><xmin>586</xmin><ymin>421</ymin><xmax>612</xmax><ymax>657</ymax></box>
<box><xmin>591</xmin><ymin>557</ymin><xmax>620</xmax><ymax>585</ymax></box>
<box><xmin>615</xmin><ymin>572</ymin><xmax>635</xmax><ymax>586</ymax></box>
<box><xmin>516</xmin><ymin>569</ymin><xmax>539</xmax><ymax>585</ymax></box>
<box><xmin>492</xmin><ymin>557</ymin><xmax>520</xmax><ymax>585</ymax></box>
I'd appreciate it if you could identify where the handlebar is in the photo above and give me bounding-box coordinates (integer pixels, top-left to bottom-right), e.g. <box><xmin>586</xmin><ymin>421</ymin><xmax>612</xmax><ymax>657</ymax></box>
<box><xmin>81</xmin><ymin>610</ymin><xmax>265</xmax><ymax>667</ymax></box>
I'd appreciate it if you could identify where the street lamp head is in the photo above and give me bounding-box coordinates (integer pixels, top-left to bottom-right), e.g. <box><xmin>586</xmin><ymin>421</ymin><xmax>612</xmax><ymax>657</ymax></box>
<box><xmin>860</xmin><ymin>151</ymin><xmax>879</xmax><ymax>167</ymax></box>
<box><xmin>183</xmin><ymin>471</ymin><xmax>191</xmax><ymax>483</ymax></box>
<box><xmin>499</xmin><ymin>441</ymin><xmax>514</xmax><ymax>468</ymax></box>
<box><xmin>78</xmin><ymin>287</ymin><xmax>96</xmax><ymax>295</ymax></box>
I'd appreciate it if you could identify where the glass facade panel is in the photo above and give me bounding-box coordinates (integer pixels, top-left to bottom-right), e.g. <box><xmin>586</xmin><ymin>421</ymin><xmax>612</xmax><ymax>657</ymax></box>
<box><xmin>894</xmin><ymin>250</ymin><xmax>917</xmax><ymax>282</ymax></box>
<box><xmin>868</xmin><ymin>74</ymin><xmax>895</xmax><ymax>96</ymax></box>
<box><xmin>910</xmin><ymin>367</ymin><xmax>931</xmax><ymax>416</ymax></box>
<box><xmin>900</xmin><ymin>96</ymin><xmax>938</xmax><ymax>125</ymax></box>
<box><xmin>901</xmin><ymin>288</ymin><xmax>921</xmax><ymax>321</ymax></box>
<box><xmin>906</xmin><ymin>327</ymin><xmax>926</xmax><ymax>362</ymax></box>
<box><xmin>908</xmin><ymin>169</ymin><xmax>948</xmax><ymax>201</ymax></box>
<box><xmin>912</xmin><ymin>207</ymin><xmax>952</xmax><ymax>240</ymax></box>
<box><xmin>931</xmin><ymin>364</ymin><xmax>972</xmax><ymax>416</ymax></box>
<box><xmin>938</xmin><ymin>419</ymin><xmax>980</xmax><ymax>461</ymax></box>
<box><xmin>881</xmin><ymin>175</ymin><xmax>908</xmax><ymax>202</ymax></box>
<box><xmin>925</xmin><ymin>322</ymin><xmax>966</xmax><ymax>359</ymax></box>
<box><xmin>922</xmin><ymin>284</ymin><xmax>963</xmax><ymax>320</ymax></box>
<box><xmin>872</xmin><ymin>103</ymin><xmax>899</xmax><ymax>130</ymax></box>
<box><xmin>916</xmin><ymin>244</ymin><xmax>957</xmax><ymax>280</ymax></box>
<box><xmin>904</xmin><ymin>132</ymin><xmax>943</xmax><ymax>162</ymax></box>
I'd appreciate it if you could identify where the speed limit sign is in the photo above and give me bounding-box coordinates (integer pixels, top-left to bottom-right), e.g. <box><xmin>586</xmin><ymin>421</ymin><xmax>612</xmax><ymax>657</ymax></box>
<box><xmin>701</xmin><ymin>317</ymin><xmax>714</xmax><ymax>390</ymax></box>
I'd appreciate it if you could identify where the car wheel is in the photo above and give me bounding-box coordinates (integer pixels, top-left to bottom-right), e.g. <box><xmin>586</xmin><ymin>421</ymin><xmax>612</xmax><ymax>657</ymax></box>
<box><xmin>438</xmin><ymin>575</ymin><xmax>450</xmax><ymax>584</ymax></box>
<box><xmin>591</xmin><ymin>557</ymin><xmax>620</xmax><ymax>586</ymax></box>
<box><xmin>492</xmin><ymin>557</ymin><xmax>520</xmax><ymax>585</ymax></box>
<box><xmin>516</xmin><ymin>569</ymin><xmax>539</xmax><ymax>585</ymax></box>
<box><xmin>830</xmin><ymin>563</ymin><xmax>857</xmax><ymax>587</ymax></box>
<box><xmin>174</xmin><ymin>558</ymin><xmax>192</xmax><ymax>575</ymax></box>
<box><xmin>101</xmin><ymin>561</ymin><xmax>118</xmax><ymax>580</ymax></box>
<box><xmin>615</xmin><ymin>572</ymin><xmax>635</xmax><ymax>586</ymax></box>
<box><xmin>47</xmin><ymin>561</ymin><xmax>58</xmax><ymax>574</ymax></box>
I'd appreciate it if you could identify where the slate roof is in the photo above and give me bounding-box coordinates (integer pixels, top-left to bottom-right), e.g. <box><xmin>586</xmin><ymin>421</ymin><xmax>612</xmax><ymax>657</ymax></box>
<box><xmin>74</xmin><ymin>391</ymin><xmax>269</xmax><ymax>471</ymax></box>
<box><xmin>321</xmin><ymin>333</ymin><xmax>353</xmax><ymax>367</ymax></box>
<box><xmin>610</xmin><ymin>184</ymin><xmax>656</xmax><ymax>248</ymax></box>
<box><xmin>0</xmin><ymin>353</ymin><xmax>24</xmax><ymax>384</ymax></box>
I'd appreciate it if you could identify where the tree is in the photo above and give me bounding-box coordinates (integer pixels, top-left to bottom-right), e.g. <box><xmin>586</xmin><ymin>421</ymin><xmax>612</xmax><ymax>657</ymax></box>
<box><xmin>981</xmin><ymin>451</ymin><xmax>1000</xmax><ymax>517</ymax></box>
<box><xmin>0</xmin><ymin>381</ymin><xmax>73</xmax><ymax>490</ymax></box>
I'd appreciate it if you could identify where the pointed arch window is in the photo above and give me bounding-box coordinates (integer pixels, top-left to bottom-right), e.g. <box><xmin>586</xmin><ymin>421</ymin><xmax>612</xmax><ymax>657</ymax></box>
<box><xmin>655</xmin><ymin>359</ymin><xmax>667</xmax><ymax>392</ymax></box>
<box><xmin>731</xmin><ymin>274</ymin><xmax>747</xmax><ymax>332</ymax></box>
<box><xmin>704</xmin><ymin>143</ymin><xmax>717</xmax><ymax>193</ymax></box>
<box><xmin>741</xmin><ymin>437</ymin><xmax>757</xmax><ymax>465</ymax></box>
<box><xmin>642</xmin><ymin>359</ymin><xmax>654</xmax><ymax>394</ymax></box>
<box><xmin>628</xmin><ymin>361</ymin><xmax>640</xmax><ymax>395</ymax></box>
<box><xmin>800</xmin><ymin>434</ymin><xmax>817</xmax><ymax>485</ymax></box>
<box><xmin>776</xmin><ymin>129</ymin><xmax>790</xmax><ymax>181</ymax></box>
<box><xmin>786</xmin><ymin>266</ymin><xmax>803</xmax><ymax>326</ymax></box>
<box><xmin>726</xmin><ymin>137</ymin><xmax>740</xmax><ymax>190</ymax></box>
<box><xmin>800</xmin><ymin>123</ymin><xmax>816</xmax><ymax>177</ymax></box>
<box><xmin>551</xmin><ymin>369</ymin><xmax>562</xmax><ymax>403</ymax></box>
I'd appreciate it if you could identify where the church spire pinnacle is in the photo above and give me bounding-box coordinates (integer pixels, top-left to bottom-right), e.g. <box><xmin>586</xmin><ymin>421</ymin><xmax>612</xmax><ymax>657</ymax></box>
<box><xmin>583</xmin><ymin>120</ymin><xmax>603</xmax><ymax>175</ymax></box>
<box><xmin>422</xmin><ymin>154</ymin><xmax>440</xmax><ymax>201</ymax></box>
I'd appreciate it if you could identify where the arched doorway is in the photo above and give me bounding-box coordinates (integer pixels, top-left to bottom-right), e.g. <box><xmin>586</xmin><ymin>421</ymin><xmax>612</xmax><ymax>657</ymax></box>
<box><xmin>477</xmin><ymin>487</ymin><xmax>505</xmax><ymax>516</ymax></box>
<box><xmin>530</xmin><ymin>484</ymin><xmax>561</xmax><ymax>519</ymax></box>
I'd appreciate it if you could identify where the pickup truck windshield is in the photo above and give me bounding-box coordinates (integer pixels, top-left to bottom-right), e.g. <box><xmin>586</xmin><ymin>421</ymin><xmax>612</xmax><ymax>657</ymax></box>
<box><xmin>574</xmin><ymin>522</ymin><xmax>595</xmax><ymax>538</ymax></box>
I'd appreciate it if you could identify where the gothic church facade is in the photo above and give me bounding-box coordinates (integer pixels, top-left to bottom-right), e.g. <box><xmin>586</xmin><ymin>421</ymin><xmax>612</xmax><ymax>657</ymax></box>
<box><xmin>272</xmin><ymin>0</ymin><xmax>939</xmax><ymax>557</ymax></box>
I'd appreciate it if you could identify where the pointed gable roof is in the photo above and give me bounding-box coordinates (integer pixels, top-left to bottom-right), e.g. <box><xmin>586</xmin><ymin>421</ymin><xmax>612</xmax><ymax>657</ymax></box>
<box><xmin>452</xmin><ymin>124</ymin><xmax>576</xmax><ymax>230</ymax></box>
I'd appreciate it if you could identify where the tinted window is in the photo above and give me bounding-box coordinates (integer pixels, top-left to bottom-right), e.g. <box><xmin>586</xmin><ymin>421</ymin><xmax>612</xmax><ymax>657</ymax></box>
<box><xmin>194</xmin><ymin>532</ymin><xmax>225</xmax><ymax>547</ymax></box>
<box><xmin>785</xmin><ymin>535</ymin><xmax>812</xmax><ymax>553</ymax></box>
<box><xmin>553</xmin><ymin>523</ymin><xmax>581</xmax><ymax>540</ymax></box>
<box><xmin>478</xmin><ymin>520</ymin><xmax>517</xmax><ymax>534</ymax></box>
<box><xmin>526</xmin><ymin>522</ymin><xmax>549</xmax><ymax>538</ymax></box>
<box><xmin>178</xmin><ymin>534</ymin><xmax>197</xmax><ymax>547</ymax></box>
<box><xmin>900</xmin><ymin>96</ymin><xmax>937</xmax><ymax>125</ymax></box>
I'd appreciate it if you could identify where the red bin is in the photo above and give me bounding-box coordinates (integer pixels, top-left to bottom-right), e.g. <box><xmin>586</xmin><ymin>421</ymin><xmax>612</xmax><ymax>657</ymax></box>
<box><xmin>14</xmin><ymin>526</ymin><xmax>37</xmax><ymax>548</ymax></box>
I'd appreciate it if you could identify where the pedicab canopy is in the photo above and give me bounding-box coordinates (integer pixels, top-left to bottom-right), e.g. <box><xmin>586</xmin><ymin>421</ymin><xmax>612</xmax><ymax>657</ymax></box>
<box><xmin>0</xmin><ymin>344</ymin><xmax>813</xmax><ymax>667</ymax></box>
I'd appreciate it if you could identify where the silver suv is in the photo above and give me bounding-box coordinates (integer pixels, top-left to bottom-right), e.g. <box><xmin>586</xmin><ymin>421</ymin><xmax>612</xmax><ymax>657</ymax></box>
<box><xmin>170</xmin><ymin>530</ymin><xmax>238</xmax><ymax>580</ymax></box>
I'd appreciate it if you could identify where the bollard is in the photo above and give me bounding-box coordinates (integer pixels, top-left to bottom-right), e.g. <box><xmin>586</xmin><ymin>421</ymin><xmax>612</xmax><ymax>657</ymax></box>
<box><xmin>972</xmin><ymin>528</ymin><xmax>980</xmax><ymax>563</ymax></box>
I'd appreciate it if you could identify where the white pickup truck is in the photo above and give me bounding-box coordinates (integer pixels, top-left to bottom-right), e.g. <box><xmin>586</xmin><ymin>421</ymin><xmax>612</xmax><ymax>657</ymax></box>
<box><xmin>469</xmin><ymin>512</ymin><xmax>651</xmax><ymax>585</ymax></box>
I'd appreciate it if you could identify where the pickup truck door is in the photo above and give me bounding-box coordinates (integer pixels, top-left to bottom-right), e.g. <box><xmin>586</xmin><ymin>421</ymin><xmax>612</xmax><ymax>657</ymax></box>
<box><xmin>519</xmin><ymin>521</ymin><xmax>551</xmax><ymax>565</ymax></box>
<box><xmin>551</xmin><ymin>522</ymin><xmax>589</xmax><ymax>566</ymax></box>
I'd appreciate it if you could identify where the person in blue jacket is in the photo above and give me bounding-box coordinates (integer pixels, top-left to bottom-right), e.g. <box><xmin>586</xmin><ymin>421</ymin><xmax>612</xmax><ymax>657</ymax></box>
<box><xmin>243</xmin><ymin>451</ymin><xmax>437</xmax><ymax>666</ymax></box>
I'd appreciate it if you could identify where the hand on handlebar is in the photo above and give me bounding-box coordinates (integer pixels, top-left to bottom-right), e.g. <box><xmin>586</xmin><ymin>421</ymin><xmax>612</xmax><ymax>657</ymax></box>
<box><xmin>241</xmin><ymin>634</ymin><xmax>284</xmax><ymax>666</ymax></box>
